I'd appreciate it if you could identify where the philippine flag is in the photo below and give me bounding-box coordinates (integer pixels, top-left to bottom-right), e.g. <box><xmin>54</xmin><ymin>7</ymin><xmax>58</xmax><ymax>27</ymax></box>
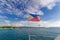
<box><xmin>28</xmin><ymin>14</ymin><xmax>41</xmax><ymax>22</ymax></box>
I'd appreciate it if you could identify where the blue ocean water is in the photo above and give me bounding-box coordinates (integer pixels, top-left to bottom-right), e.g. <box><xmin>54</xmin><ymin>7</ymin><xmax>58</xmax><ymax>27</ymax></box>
<box><xmin>0</xmin><ymin>27</ymin><xmax>60</xmax><ymax>40</ymax></box>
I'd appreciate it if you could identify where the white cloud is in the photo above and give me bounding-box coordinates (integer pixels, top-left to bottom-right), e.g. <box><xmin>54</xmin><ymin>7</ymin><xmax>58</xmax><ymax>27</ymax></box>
<box><xmin>0</xmin><ymin>16</ymin><xmax>10</xmax><ymax>26</ymax></box>
<box><xmin>47</xmin><ymin>21</ymin><xmax>60</xmax><ymax>27</ymax></box>
<box><xmin>12</xmin><ymin>21</ymin><xmax>41</xmax><ymax>27</ymax></box>
<box><xmin>0</xmin><ymin>10</ymin><xmax>3</xmax><ymax>13</ymax></box>
<box><xmin>0</xmin><ymin>16</ymin><xmax>8</xmax><ymax>19</ymax></box>
<box><xmin>0</xmin><ymin>0</ymin><xmax>59</xmax><ymax>17</ymax></box>
<box><xmin>0</xmin><ymin>20</ymin><xmax>11</xmax><ymax>26</ymax></box>
<box><xmin>40</xmin><ymin>0</ymin><xmax>55</xmax><ymax>6</ymax></box>
<box><xmin>11</xmin><ymin>21</ymin><xmax>60</xmax><ymax>27</ymax></box>
<box><xmin>47</xmin><ymin>3</ymin><xmax>56</xmax><ymax>9</ymax></box>
<box><xmin>55</xmin><ymin>0</ymin><xmax>60</xmax><ymax>2</ymax></box>
<box><xmin>39</xmin><ymin>21</ymin><xmax>60</xmax><ymax>27</ymax></box>
<box><xmin>26</xmin><ymin>0</ymin><xmax>57</xmax><ymax>15</ymax></box>
<box><xmin>26</xmin><ymin>6</ymin><xmax>44</xmax><ymax>15</ymax></box>
<box><xmin>0</xmin><ymin>20</ymin><xmax>59</xmax><ymax>27</ymax></box>
<box><xmin>4</xmin><ymin>20</ymin><xmax>11</xmax><ymax>26</ymax></box>
<box><xmin>0</xmin><ymin>0</ymin><xmax>60</xmax><ymax>26</ymax></box>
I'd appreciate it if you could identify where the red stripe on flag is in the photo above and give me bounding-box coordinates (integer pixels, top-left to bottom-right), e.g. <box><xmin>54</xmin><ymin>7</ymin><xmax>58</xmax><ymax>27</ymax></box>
<box><xmin>29</xmin><ymin>18</ymin><xmax>41</xmax><ymax>22</ymax></box>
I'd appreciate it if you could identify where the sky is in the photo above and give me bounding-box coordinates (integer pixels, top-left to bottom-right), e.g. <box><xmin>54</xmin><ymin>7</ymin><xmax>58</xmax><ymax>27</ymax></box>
<box><xmin>0</xmin><ymin>0</ymin><xmax>60</xmax><ymax>27</ymax></box>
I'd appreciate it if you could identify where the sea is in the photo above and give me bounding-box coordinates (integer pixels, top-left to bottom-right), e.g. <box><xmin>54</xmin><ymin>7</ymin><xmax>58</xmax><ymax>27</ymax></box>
<box><xmin>0</xmin><ymin>27</ymin><xmax>60</xmax><ymax>40</ymax></box>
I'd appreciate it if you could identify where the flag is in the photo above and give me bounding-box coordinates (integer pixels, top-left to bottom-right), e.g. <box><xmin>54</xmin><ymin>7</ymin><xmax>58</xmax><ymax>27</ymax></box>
<box><xmin>28</xmin><ymin>14</ymin><xmax>41</xmax><ymax>22</ymax></box>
